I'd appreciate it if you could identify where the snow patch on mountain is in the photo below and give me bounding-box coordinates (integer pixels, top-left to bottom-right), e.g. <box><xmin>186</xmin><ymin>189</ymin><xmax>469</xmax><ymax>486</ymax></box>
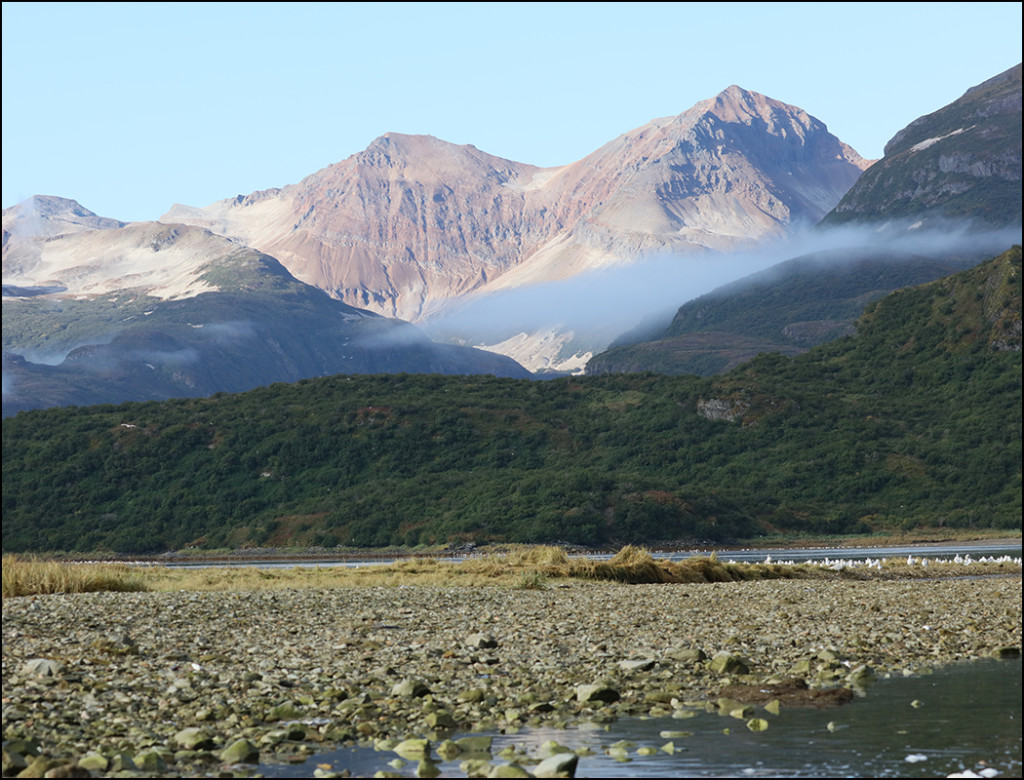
<box><xmin>910</xmin><ymin>127</ymin><xmax>969</xmax><ymax>153</ymax></box>
<box><xmin>476</xmin><ymin>329</ymin><xmax>591</xmax><ymax>374</ymax></box>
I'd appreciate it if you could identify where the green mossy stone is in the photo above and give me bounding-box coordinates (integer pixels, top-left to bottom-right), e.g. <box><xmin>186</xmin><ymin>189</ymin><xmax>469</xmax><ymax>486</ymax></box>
<box><xmin>534</xmin><ymin>751</ymin><xmax>580</xmax><ymax>778</ymax></box>
<box><xmin>133</xmin><ymin>749</ymin><xmax>169</xmax><ymax>773</ymax></box>
<box><xmin>76</xmin><ymin>752</ymin><xmax>109</xmax><ymax>772</ymax></box>
<box><xmin>267</xmin><ymin>701</ymin><xmax>304</xmax><ymax>721</ymax></box>
<box><xmin>221</xmin><ymin>738</ymin><xmax>260</xmax><ymax>764</ymax></box>
<box><xmin>393</xmin><ymin>738</ymin><xmax>431</xmax><ymax>759</ymax></box>
<box><xmin>456</xmin><ymin>736</ymin><xmax>493</xmax><ymax>755</ymax></box>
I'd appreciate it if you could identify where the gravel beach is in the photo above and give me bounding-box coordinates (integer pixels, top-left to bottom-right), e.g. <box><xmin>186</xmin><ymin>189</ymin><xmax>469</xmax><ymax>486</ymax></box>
<box><xmin>3</xmin><ymin>576</ymin><xmax>1021</xmax><ymax>777</ymax></box>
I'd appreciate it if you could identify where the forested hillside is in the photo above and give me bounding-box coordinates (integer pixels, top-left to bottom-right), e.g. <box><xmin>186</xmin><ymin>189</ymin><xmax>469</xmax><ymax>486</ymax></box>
<box><xmin>3</xmin><ymin>248</ymin><xmax>1020</xmax><ymax>554</ymax></box>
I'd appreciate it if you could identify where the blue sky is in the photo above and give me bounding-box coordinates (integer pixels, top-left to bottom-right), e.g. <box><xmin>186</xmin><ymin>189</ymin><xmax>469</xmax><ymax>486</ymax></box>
<box><xmin>3</xmin><ymin>2</ymin><xmax>1021</xmax><ymax>223</ymax></box>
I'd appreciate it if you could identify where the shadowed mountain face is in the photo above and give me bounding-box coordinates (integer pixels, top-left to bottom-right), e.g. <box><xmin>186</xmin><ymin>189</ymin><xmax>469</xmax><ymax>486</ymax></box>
<box><xmin>162</xmin><ymin>86</ymin><xmax>870</xmax><ymax>324</ymax></box>
<box><xmin>1</xmin><ymin>209</ymin><xmax>530</xmax><ymax>416</ymax></box>
<box><xmin>586</xmin><ymin>65</ymin><xmax>1023</xmax><ymax>377</ymax></box>
<box><xmin>585</xmin><ymin>248</ymin><xmax>979</xmax><ymax>377</ymax></box>
<box><xmin>820</xmin><ymin>63</ymin><xmax>1021</xmax><ymax>230</ymax></box>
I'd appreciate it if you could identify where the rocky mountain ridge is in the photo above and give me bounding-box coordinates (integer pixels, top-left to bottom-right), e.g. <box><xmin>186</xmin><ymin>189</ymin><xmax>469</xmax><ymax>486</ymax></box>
<box><xmin>162</xmin><ymin>86</ymin><xmax>870</xmax><ymax>352</ymax></box>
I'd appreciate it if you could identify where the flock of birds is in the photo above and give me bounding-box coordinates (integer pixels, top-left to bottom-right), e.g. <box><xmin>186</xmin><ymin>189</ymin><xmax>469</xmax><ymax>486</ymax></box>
<box><xmin>745</xmin><ymin>553</ymin><xmax>1023</xmax><ymax>570</ymax></box>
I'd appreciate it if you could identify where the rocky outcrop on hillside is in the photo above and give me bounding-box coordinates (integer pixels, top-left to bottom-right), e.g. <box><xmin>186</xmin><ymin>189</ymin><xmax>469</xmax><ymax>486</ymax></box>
<box><xmin>821</xmin><ymin>63</ymin><xmax>1022</xmax><ymax>229</ymax></box>
<box><xmin>163</xmin><ymin>86</ymin><xmax>870</xmax><ymax>324</ymax></box>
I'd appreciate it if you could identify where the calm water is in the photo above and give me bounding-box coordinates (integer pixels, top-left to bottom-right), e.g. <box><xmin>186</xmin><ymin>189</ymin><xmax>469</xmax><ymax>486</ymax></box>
<box><xmin>261</xmin><ymin>657</ymin><xmax>1022</xmax><ymax>778</ymax></box>
<box><xmin>163</xmin><ymin>541</ymin><xmax>1023</xmax><ymax>569</ymax></box>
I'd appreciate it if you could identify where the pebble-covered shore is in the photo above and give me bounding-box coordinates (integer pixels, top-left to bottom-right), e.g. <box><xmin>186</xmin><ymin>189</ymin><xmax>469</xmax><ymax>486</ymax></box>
<box><xmin>3</xmin><ymin>576</ymin><xmax>1021</xmax><ymax>777</ymax></box>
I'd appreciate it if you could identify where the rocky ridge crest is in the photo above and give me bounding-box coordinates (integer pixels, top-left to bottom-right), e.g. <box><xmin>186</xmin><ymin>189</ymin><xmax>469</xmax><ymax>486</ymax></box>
<box><xmin>162</xmin><ymin>86</ymin><xmax>870</xmax><ymax>327</ymax></box>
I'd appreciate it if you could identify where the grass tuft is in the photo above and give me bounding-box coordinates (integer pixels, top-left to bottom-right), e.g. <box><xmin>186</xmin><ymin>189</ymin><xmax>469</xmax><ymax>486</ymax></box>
<box><xmin>573</xmin><ymin>546</ymin><xmax>675</xmax><ymax>583</ymax></box>
<box><xmin>514</xmin><ymin>570</ymin><xmax>549</xmax><ymax>590</ymax></box>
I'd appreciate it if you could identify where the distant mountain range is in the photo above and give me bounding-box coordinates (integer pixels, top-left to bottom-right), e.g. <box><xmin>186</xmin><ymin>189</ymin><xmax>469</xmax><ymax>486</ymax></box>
<box><xmin>3</xmin><ymin>67</ymin><xmax>1020</xmax><ymax>412</ymax></box>
<box><xmin>163</xmin><ymin>86</ymin><xmax>869</xmax><ymax>323</ymax></box>
<box><xmin>586</xmin><ymin>64</ymin><xmax>1022</xmax><ymax>376</ymax></box>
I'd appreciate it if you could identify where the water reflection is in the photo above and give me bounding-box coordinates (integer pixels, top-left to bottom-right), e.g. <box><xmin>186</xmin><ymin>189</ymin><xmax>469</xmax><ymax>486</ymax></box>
<box><xmin>261</xmin><ymin>657</ymin><xmax>1021</xmax><ymax>778</ymax></box>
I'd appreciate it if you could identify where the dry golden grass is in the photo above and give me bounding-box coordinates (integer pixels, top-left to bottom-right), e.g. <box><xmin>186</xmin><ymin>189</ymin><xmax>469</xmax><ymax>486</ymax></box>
<box><xmin>4</xmin><ymin>547</ymin><xmax>1018</xmax><ymax>597</ymax></box>
<box><xmin>1</xmin><ymin>555</ymin><xmax>149</xmax><ymax>597</ymax></box>
<box><xmin>506</xmin><ymin>545</ymin><xmax>571</xmax><ymax>567</ymax></box>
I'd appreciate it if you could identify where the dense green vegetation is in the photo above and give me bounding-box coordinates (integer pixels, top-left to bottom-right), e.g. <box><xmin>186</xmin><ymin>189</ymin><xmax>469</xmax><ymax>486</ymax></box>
<box><xmin>3</xmin><ymin>248</ymin><xmax>1020</xmax><ymax>554</ymax></box>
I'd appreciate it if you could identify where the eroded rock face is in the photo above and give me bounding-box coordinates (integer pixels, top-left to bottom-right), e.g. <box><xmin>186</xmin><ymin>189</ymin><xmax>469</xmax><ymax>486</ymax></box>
<box><xmin>166</xmin><ymin>134</ymin><xmax>547</xmax><ymax>322</ymax></box>
<box><xmin>697</xmin><ymin>398</ymin><xmax>748</xmax><ymax>423</ymax></box>
<box><xmin>163</xmin><ymin>86</ymin><xmax>870</xmax><ymax>324</ymax></box>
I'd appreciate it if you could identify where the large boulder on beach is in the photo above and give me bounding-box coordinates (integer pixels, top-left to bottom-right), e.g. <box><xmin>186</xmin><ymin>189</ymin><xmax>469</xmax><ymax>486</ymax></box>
<box><xmin>455</xmin><ymin>736</ymin><xmax>493</xmax><ymax>754</ymax></box>
<box><xmin>267</xmin><ymin>701</ymin><xmax>304</xmax><ymax>721</ymax></box>
<box><xmin>221</xmin><ymin>738</ymin><xmax>259</xmax><ymax>764</ymax></box>
<box><xmin>534</xmin><ymin>751</ymin><xmax>579</xmax><ymax>778</ymax></box>
<box><xmin>846</xmin><ymin>664</ymin><xmax>877</xmax><ymax>689</ymax></box>
<box><xmin>393</xmin><ymin>738</ymin><xmax>431</xmax><ymax>759</ymax></box>
<box><xmin>709</xmin><ymin>651</ymin><xmax>750</xmax><ymax>675</ymax></box>
<box><xmin>133</xmin><ymin>749</ymin><xmax>169</xmax><ymax>773</ymax></box>
<box><xmin>76</xmin><ymin>752</ymin><xmax>109</xmax><ymax>772</ymax></box>
<box><xmin>13</xmin><ymin>755</ymin><xmax>57</xmax><ymax>778</ymax></box>
<box><xmin>21</xmin><ymin>658</ymin><xmax>63</xmax><ymax>678</ymax></box>
<box><xmin>576</xmin><ymin>683</ymin><xmax>620</xmax><ymax>704</ymax></box>
<box><xmin>1</xmin><ymin>748</ymin><xmax>29</xmax><ymax>775</ymax></box>
<box><xmin>665</xmin><ymin>647</ymin><xmax>707</xmax><ymax>664</ymax></box>
<box><xmin>618</xmin><ymin>658</ymin><xmax>656</xmax><ymax>672</ymax></box>
<box><xmin>466</xmin><ymin>633</ymin><xmax>499</xmax><ymax>649</ymax></box>
<box><xmin>174</xmin><ymin>727</ymin><xmax>216</xmax><ymax>751</ymax></box>
<box><xmin>392</xmin><ymin>678</ymin><xmax>432</xmax><ymax>698</ymax></box>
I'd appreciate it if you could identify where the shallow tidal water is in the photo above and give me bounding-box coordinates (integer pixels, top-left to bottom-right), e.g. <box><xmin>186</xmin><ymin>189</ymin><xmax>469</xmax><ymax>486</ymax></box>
<box><xmin>260</xmin><ymin>656</ymin><xmax>1022</xmax><ymax>778</ymax></box>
